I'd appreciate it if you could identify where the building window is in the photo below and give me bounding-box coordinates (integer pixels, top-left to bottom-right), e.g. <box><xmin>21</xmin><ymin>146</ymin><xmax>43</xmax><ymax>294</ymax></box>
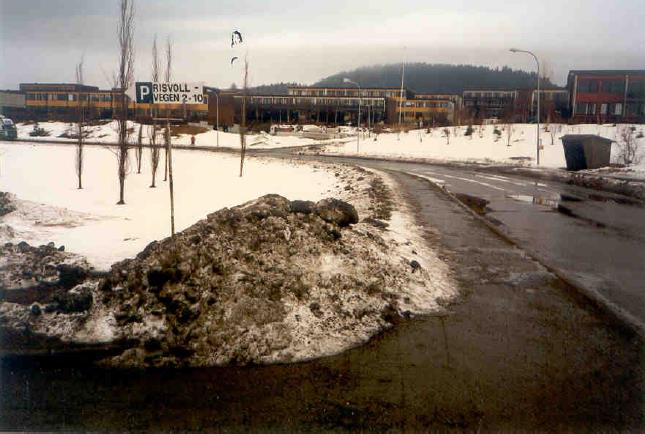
<box><xmin>614</xmin><ymin>103</ymin><xmax>623</xmax><ymax>115</ymax></box>
<box><xmin>576</xmin><ymin>103</ymin><xmax>587</xmax><ymax>114</ymax></box>
<box><xmin>600</xmin><ymin>104</ymin><xmax>608</xmax><ymax>115</ymax></box>
<box><xmin>604</xmin><ymin>80</ymin><xmax>625</xmax><ymax>94</ymax></box>
<box><xmin>578</xmin><ymin>80</ymin><xmax>599</xmax><ymax>93</ymax></box>
<box><xmin>627</xmin><ymin>80</ymin><xmax>645</xmax><ymax>98</ymax></box>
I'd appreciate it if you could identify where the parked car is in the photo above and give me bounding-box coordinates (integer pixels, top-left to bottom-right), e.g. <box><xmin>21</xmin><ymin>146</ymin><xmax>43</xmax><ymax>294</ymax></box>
<box><xmin>0</xmin><ymin>116</ymin><xmax>18</xmax><ymax>140</ymax></box>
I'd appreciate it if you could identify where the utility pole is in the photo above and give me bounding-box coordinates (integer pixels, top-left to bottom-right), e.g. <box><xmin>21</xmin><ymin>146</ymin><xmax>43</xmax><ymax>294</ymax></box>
<box><xmin>343</xmin><ymin>78</ymin><xmax>361</xmax><ymax>153</ymax></box>
<box><xmin>398</xmin><ymin>48</ymin><xmax>406</xmax><ymax>128</ymax></box>
<box><xmin>214</xmin><ymin>91</ymin><xmax>220</xmax><ymax>147</ymax></box>
<box><xmin>510</xmin><ymin>48</ymin><xmax>541</xmax><ymax>166</ymax></box>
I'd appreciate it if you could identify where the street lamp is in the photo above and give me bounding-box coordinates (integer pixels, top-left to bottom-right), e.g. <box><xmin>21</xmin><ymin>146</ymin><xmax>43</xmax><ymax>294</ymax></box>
<box><xmin>510</xmin><ymin>48</ymin><xmax>541</xmax><ymax>166</ymax></box>
<box><xmin>343</xmin><ymin>78</ymin><xmax>361</xmax><ymax>153</ymax></box>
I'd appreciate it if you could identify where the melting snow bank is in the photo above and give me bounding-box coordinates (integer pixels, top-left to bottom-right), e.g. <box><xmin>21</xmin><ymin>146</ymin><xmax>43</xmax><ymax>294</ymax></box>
<box><xmin>0</xmin><ymin>168</ymin><xmax>456</xmax><ymax>367</ymax></box>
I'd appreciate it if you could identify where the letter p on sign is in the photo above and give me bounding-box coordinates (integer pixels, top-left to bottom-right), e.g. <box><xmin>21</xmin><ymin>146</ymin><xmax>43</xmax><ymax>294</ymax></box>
<box><xmin>135</xmin><ymin>82</ymin><xmax>153</xmax><ymax>103</ymax></box>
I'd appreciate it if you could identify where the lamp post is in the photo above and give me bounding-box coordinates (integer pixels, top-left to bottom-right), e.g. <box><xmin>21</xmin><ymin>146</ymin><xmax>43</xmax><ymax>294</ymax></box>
<box><xmin>343</xmin><ymin>78</ymin><xmax>361</xmax><ymax>153</ymax></box>
<box><xmin>510</xmin><ymin>48</ymin><xmax>540</xmax><ymax>166</ymax></box>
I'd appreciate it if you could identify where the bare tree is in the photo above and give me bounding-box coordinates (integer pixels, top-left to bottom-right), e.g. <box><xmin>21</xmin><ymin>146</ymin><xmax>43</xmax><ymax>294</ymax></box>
<box><xmin>149</xmin><ymin>35</ymin><xmax>160</xmax><ymax>188</ymax></box>
<box><xmin>443</xmin><ymin>127</ymin><xmax>450</xmax><ymax>145</ymax></box>
<box><xmin>239</xmin><ymin>55</ymin><xmax>249</xmax><ymax>177</ymax></box>
<box><xmin>164</xmin><ymin>36</ymin><xmax>176</xmax><ymax>235</ymax></box>
<box><xmin>163</xmin><ymin>37</ymin><xmax>172</xmax><ymax>182</ymax></box>
<box><xmin>135</xmin><ymin>123</ymin><xmax>143</xmax><ymax>173</ymax></box>
<box><xmin>75</xmin><ymin>55</ymin><xmax>85</xmax><ymax>189</ymax></box>
<box><xmin>505</xmin><ymin>123</ymin><xmax>515</xmax><ymax>147</ymax></box>
<box><xmin>617</xmin><ymin>125</ymin><xmax>642</xmax><ymax>165</ymax></box>
<box><xmin>114</xmin><ymin>0</ymin><xmax>135</xmax><ymax>205</ymax></box>
<box><xmin>549</xmin><ymin>123</ymin><xmax>562</xmax><ymax>146</ymax></box>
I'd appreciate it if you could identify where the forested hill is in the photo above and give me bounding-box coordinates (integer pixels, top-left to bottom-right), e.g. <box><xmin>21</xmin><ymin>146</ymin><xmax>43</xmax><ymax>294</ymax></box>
<box><xmin>313</xmin><ymin>63</ymin><xmax>557</xmax><ymax>93</ymax></box>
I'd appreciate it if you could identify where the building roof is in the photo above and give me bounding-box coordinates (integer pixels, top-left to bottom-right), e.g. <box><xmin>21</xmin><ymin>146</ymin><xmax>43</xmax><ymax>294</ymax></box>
<box><xmin>568</xmin><ymin>70</ymin><xmax>645</xmax><ymax>76</ymax></box>
<box><xmin>561</xmin><ymin>134</ymin><xmax>614</xmax><ymax>144</ymax></box>
<box><xmin>463</xmin><ymin>89</ymin><xmax>519</xmax><ymax>93</ymax></box>
<box><xmin>19</xmin><ymin>83</ymin><xmax>100</xmax><ymax>92</ymax></box>
<box><xmin>287</xmin><ymin>86</ymin><xmax>403</xmax><ymax>91</ymax></box>
<box><xmin>235</xmin><ymin>94</ymin><xmax>386</xmax><ymax>99</ymax></box>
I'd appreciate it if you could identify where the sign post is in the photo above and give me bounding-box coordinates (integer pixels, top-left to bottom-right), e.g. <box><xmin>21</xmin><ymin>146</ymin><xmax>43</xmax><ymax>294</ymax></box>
<box><xmin>137</xmin><ymin>82</ymin><xmax>204</xmax><ymax>236</ymax></box>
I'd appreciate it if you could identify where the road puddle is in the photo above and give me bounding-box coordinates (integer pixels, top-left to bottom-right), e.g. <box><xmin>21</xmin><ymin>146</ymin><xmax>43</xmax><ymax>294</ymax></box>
<box><xmin>508</xmin><ymin>194</ymin><xmax>560</xmax><ymax>209</ymax></box>
<box><xmin>506</xmin><ymin>194</ymin><xmax>610</xmax><ymax>228</ymax></box>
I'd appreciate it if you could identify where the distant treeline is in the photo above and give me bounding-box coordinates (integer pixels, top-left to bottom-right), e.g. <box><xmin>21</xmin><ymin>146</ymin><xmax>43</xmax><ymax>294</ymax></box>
<box><xmin>317</xmin><ymin>63</ymin><xmax>558</xmax><ymax>93</ymax></box>
<box><xmin>244</xmin><ymin>63</ymin><xmax>558</xmax><ymax>95</ymax></box>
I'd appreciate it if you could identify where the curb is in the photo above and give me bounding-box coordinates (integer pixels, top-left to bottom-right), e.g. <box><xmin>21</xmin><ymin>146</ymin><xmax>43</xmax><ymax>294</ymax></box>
<box><xmin>401</xmin><ymin>170</ymin><xmax>645</xmax><ymax>339</ymax></box>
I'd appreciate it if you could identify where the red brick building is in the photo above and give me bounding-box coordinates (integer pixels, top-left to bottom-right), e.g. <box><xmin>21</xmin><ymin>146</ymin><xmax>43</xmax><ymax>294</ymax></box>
<box><xmin>567</xmin><ymin>70</ymin><xmax>645</xmax><ymax>123</ymax></box>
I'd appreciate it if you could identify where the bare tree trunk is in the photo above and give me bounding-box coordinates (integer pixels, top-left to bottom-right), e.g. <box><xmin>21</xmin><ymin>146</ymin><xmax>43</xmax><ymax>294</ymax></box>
<box><xmin>117</xmin><ymin>107</ymin><xmax>128</xmax><ymax>205</ymax></box>
<box><xmin>150</xmin><ymin>118</ymin><xmax>159</xmax><ymax>187</ymax></box>
<box><xmin>239</xmin><ymin>56</ymin><xmax>249</xmax><ymax>177</ymax></box>
<box><xmin>167</xmin><ymin>118</ymin><xmax>175</xmax><ymax>235</ymax></box>
<box><xmin>76</xmin><ymin>127</ymin><xmax>83</xmax><ymax>189</ymax></box>
<box><xmin>136</xmin><ymin>123</ymin><xmax>143</xmax><ymax>173</ymax></box>
<box><xmin>115</xmin><ymin>0</ymin><xmax>135</xmax><ymax>205</ymax></box>
<box><xmin>164</xmin><ymin>36</ymin><xmax>175</xmax><ymax>235</ymax></box>
<box><xmin>149</xmin><ymin>35</ymin><xmax>160</xmax><ymax>188</ymax></box>
<box><xmin>506</xmin><ymin>124</ymin><xmax>514</xmax><ymax>147</ymax></box>
<box><xmin>75</xmin><ymin>57</ymin><xmax>85</xmax><ymax>189</ymax></box>
<box><xmin>163</xmin><ymin>145</ymin><xmax>168</xmax><ymax>181</ymax></box>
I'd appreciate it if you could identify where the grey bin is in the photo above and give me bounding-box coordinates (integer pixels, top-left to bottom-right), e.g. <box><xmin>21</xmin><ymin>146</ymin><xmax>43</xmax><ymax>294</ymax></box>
<box><xmin>561</xmin><ymin>134</ymin><xmax>613</xmax><ymax>171</ymax></box>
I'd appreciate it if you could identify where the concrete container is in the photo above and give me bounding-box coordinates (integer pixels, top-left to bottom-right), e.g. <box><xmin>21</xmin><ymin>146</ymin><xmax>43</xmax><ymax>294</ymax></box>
<box><xmin>561</xmin><ymin>134</ymin><xmax>613</xmax><ymax>171</ymax></box>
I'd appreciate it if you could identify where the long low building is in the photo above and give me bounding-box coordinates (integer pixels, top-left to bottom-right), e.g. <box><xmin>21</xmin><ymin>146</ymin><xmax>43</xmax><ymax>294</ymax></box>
<box><xmin>7</xmin><ymin>70</ymin><xmax>645</xmax><ymax>126</ymax></box>
<box><xmin>225</xmin><ymin>86</ymin><xmax>457</xmax><ymax>126</ymax></box>
<box><xmin>15</xmin><ymin>83</ymin><xmax>209</xmax><ymax>122</ymax></box>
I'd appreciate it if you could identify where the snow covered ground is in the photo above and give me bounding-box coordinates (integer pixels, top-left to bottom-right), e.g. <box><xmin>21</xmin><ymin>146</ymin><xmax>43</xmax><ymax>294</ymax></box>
<box><xmin>15</xmin><ymin>121</ymin><xmax>351</xmax><ymax>150</ymax></box>
<box><xmin>0</xmin><ymin>142</ymin><xmax>339</xmax><ymax>269</ymax></box>
<box><xmin>0</xmin><ymin>141</ymin><xmax>457</xmax><ymax>366</ymax></box>
<box><xmin>319</xmin><ymin>123</ymin><xmax>645</xmax><ymax>174</ymax></box>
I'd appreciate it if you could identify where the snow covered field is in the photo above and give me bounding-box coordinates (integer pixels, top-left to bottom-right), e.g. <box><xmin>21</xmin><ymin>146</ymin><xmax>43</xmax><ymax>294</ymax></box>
<box><xmin>15</xmin><ymin>121</ymin><xmax>349</xmax><ymax>149</ymax></box>
<box><xmin>320</xmin><ymin>123</ymin><xmax>645</xmax><ymax>174</ymax></box>
<box><xmin>0</xmin><ymin>142</ymin><xmax>338</xmax><ymax>269</ymax></box>
<box><xmin>18</xmin><ymin>122</ymin><xmax>645</xmax><ymax>177</ymax></box>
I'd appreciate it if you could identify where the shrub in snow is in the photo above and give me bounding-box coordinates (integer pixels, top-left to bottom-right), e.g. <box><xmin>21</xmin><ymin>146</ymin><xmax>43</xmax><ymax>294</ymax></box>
<box><xmin>29</xmin><ymin>124</ymin><xmax>50</xmax><ymax>137</ymax></box>
<box><xmin>617</xmin><ymin>125</ymin><xmax>642</xmax><ymax>165</ymax></box>
<box><xmin>443</xmin><ymin>128</ymin><xmax>451</xmax><ymax>144</ymax></box>
<box><xmin>493</xmin><ymin>127</ymin><xmax>502</xmax><ymax>141</ymax></box>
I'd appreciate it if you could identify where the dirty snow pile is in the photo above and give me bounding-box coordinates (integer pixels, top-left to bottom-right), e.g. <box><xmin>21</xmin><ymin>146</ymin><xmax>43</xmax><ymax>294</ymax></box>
<box><xmin>0</xmin><ymin>143</ymin><xmax>456</xmax><ymax>366</ymax></box>
<box><xmin>1</xmin><ymin>184</ymin><xmax>455</xmax><ymax>367</ymax></box>
<box><xmin>317</xmin><ymin>123</ymin><xmax>645</xmax><ymax>172</ymax></box>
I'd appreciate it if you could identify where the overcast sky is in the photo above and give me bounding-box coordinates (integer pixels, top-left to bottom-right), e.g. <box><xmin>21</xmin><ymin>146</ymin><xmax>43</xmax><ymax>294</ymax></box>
<box><xmin>1</xmin><ymin>0</ymin><xmax>644</xmax><ymax>90</ymax></box>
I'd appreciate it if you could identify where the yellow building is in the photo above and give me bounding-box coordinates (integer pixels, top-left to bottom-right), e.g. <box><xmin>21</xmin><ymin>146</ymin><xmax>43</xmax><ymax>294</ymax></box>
<box><xmin>19</xmin><ymin>83</ymin><xmax>208</xmax><ymax>120</ymax></box>
<box><xmin>388</xmin><ymin>96</ymin><xmax>455</xmax><ymax>125</ymax></box>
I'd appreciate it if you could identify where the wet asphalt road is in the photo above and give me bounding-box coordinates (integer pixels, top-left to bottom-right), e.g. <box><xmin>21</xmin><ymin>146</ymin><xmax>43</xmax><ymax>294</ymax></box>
<box><xmin>1</xmin><ymin>148</ymin><xmax>644</xmax><ymax>430</ymax></box>
<box><xmin>299</xmin><ymin>154</ymin><xmax>645</xmax><ymax>333</ymax></box>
